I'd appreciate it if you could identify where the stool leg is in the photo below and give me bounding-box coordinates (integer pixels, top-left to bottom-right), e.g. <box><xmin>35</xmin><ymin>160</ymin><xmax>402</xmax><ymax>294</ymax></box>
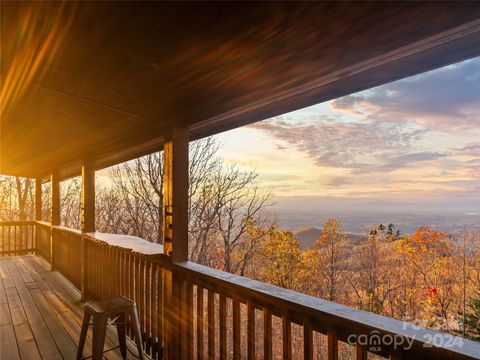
<box><xmin>76</xmin><ymin>312</ymin><xmax>91</xmax><ymax>360</ymax></box>
<box><xmin>116</xmin><ymin>313</ymin><xmax>127</xmax><ymax>359</ymax></box>
<box><xmin>130</xmin><ymin>305</ymin><xmax>144</xmax><ymax>360</ymax></box>
<box><xmin>92</xmin><ymin>315</ymin><xmax>108</xmax><ymax>360</ymax></box>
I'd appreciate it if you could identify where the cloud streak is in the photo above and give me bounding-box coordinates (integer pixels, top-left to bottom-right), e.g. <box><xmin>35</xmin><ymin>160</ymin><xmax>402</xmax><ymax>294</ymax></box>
<box><xmin>250</xmin><ymin>117</ymin><xmax>424</xmax><ymax>170</ymax></box>
<box><xmin>331</xmin><ymin>58</ymin><xmax>480</xmax><ymax>130</ymax></box>
<box><xmin>241</xmin><ymin>58</ymin><xmax>480</xmax><ymax>199</ymax></box>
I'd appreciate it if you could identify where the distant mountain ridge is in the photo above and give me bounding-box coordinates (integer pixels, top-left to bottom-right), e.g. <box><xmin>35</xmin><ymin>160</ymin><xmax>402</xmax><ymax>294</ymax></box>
<box><xmin>294</xmin><ymin>227</ymin><xmax>322</xmax><ymax>249</ymax></box>
<box><xmin>294</xmin><ymin>226</ymin><xmax>368</xmax><ymax>249</ymax></box>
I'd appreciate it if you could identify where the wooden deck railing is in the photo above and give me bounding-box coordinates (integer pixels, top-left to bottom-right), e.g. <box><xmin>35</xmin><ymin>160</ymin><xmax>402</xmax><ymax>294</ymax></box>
<box><xmin>1</xmin><ymin>220</ymin><xmax>480</xmax><ymax>360</ymax></box>
<box><xmin>83</xmin><ymin>234</ymin><xmax>166</xmax><ymax>359</ymax></box>
<box><xmin>52</xmin><ymin>225</ymin><xmax>83</xmax><ymax>289</ymax></box>
<box><xmin>0</xmin><ymin>221</ymin><xmax>36</xmax><ymax>256</ymax></box>
<box><xmin>36</xmin><ymin>221</ymin><xmax>51</xmax><ymax>262</ymax></box>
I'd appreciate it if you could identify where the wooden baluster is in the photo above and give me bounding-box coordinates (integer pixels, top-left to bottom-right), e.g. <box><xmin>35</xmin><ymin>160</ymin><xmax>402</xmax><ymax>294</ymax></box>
<box><xmin>304</xmin><ymin>318</ymin><xmax>313</xmax><ymax>360</ymax></box>
<box><xmin>103</xmin><ymin>244</ymin><xmax>107</xmax><ymax>297</ymax></box>
<box><xmin>327</xmin><ymin>329</ymin><xmax>338</xmax><ymax>360</ymax></box>
<box><xmin>100</xmin><ymin>245</ymin><xmax>105</xmax><ymax>298</ymax></box>
<box><xmin>139</xmin><ymin>257</ymin><xmax>145</xmax><ymax>347</ymax></box>
<box><xmin>18</xmin><ymin>224</ymin><xmax>21</xmax><ymax>254</ymax></box>
<box><xmin>164</xmin><ymin>269</ymin><xmax>171</xmax><ymax>359</ymax></box>
<box><xmin>14</xmin><ymin>225</ymin><xmax>17</xmax><ymax>255</ymax></box>
<box><xmin>263</xmin><ymin>309</ymin><xmax>272</xmax><ymax>360</ymax></box>
<box><xmin>157</xmin><ymin>265</ymin><xmax>163</xmax><ymax>359</ymax></box>
<box><xmin>186</xmin><ymin>281</ymin><xmax>194</xmax><ymax>360</ymax></box>
<box><xmin>151</xmin><ymin>262</ymin><xmax>158</xmax><ymax>360</ymax></box>
<box><xmin>89</xmin><ymin>241</ymin><xmax>93</xmax><ymax>297</ymax></box>
<box><xmin>247</xmin><ymin>303</ymin><xmax>255</xmax><ymax>360</ymax></box>
<box><xmin>169</xmin><ymin>270</ymin><xmax>182</xmax><ymax>358</ymax></box>
<box><xmin>389</xmin><ymin>348</ymin><xmax>402</xmax><ymax>360</ymax></box>
<box><xmin>356</xmin><ymin>343</ymin><xmax>367</xmax><ymax>360</ymax></box>
<box><xmin>113</xmin><ymin>249</ymin><xmax>118</xmax><ymax>296</ymax></box>
<box><xmin>105</xmin><ymin>246</ymin><xmax>110</xmax><ymax>297</ymax></box>
<box><xmin>197</xmin><ymin>285</ymin><xmax>204</xmax><ymax>360</ymax></box>
<box><xmin>207</xmin><ymin>289</ymin><xmax>215</xmax><ymax>360</ymax></box>
<box><xmin>232</xmin><ymin>299</ymin><xmax>241</xmax><ymax>360</ymax></box>
<box><xmin>8</xmin><ymin>226</ymin><xmax>11</xmax><ymax>255</ymax></box>
<box><xmin>113</xmin><ymin>248</ymin><xmax>118</xmax><ymax>296</ymax></box>
<box><xmin>121</xmin><ymin>250</ymin><xmax>126</xmax><ymax>297</ymax></box>
<box><xmin>111</xmin><ymin>247</ymin><xmax>115</xmax><ymax>297</ymax></box>
<box><xmin>95</xmin><ymin>243</ymin><xmax>104</xmax><ymax>299</ymax></box>
<box><xmin>96</xmin><ymin>242</ymin><xmax>100</xmax><ymax>298</ymax></box>
<box><xmin>83</xmin><ymin>239</ymin><xmax>88</xmax><ymax>299</ymax></box>
<box><xmin>282</xmin><ymin>316</ymin><xmax>292</xmax><ymax>360</ymax></box>
<box><xmin>180</xmin><ymin>280</ymin><xmax>188</xmax><ymax>359</ymax></box>
<box><xmin>97</xmin><ymin>242</ymin><xmax>101</xmax><ymax>297</ymax></box>
<box><xmin>145</xmin><ymin>260</ymin><xmax>152</xmax><ymax>356</ymax></box>
<box><xmin>219</xmin><ymin>294</ymin><xmax>227</xmax><ymax>360</ymax></box>
<box><xmin>127</xmin><ymin>252</ymin><xmax>133</xmax><ymax>338</ymax></box>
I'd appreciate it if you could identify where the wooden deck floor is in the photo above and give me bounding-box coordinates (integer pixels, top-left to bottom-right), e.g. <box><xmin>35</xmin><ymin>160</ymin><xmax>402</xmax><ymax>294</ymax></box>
<box><xmin>0</xmin><ymin>255</ymin><xmax>139</xmax><ymax>360</ymax></box>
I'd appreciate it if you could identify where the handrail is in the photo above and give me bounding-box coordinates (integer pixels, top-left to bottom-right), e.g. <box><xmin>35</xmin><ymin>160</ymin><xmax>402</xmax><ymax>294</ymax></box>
<box><xmin>52</xmin><ymin>224</ymin><xmax>82</xmax><ymax>235</ymax></box>
<box><xmin>0</xmin><ymin>220</ymin><xmax>36</xmax><ymax>226</ymax></box>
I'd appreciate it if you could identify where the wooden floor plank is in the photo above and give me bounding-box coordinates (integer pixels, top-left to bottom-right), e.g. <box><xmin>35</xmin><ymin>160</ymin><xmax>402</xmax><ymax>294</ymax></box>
<box><xmin>7</xmin><ymin>260</ymin><xmax>61</xmax><ymax>360</ymax></box>
<box><xmin>24</xmin><ymin>257</ymin><xmax>124</xmax><ymax>358</ymax></box>
<box><xmin>0</xmin><ymin>260</ymin><xmax>15</xmax><ymax>289</ymax></box>
<box><xmin>1</xmin><ymin>323</ymin><xmax>21</xmax><ymax>360</ymax></box>
<box><xmin>0</xmin><ymin>261</ymin><xmax>21</xmax><ymax>360</ymax></box>
<box><xmin>7</xmin><ymin>291</ymin><xmax>42</xmax><ymax>360</ymax></box>
<box><xmin>0</xmin><ymin>256</ymin><xmax>141</xmax><ymax>360</ymax></box>
<box><xmin>18</xmin><ymin>258</ymin><xmax>69</xmax><ymax>315</ymax></box>
<box><xmin>2</xmin><ymin>260</ymin><xmax>41</xmax><ymax>360</ymax></box>
<box><xmin>29</xmin><ymin>288</ymin><xmax>77</xmax><ymax>359</ymax></box>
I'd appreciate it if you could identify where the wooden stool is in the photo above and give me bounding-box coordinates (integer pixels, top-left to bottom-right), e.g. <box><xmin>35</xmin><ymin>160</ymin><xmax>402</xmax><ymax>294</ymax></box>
<box><xmin>76</xmin><ymin>296</ymin><xmax>144</xmax><ymax>360</ymax></box>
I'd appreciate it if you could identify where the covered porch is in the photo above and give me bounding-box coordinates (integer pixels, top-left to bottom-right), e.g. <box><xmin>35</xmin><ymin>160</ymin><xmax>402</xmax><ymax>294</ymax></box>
<box><xmin>2</xmin><ymin>2</ymin><xmax>480</xmax><ymax>359</ymax></box>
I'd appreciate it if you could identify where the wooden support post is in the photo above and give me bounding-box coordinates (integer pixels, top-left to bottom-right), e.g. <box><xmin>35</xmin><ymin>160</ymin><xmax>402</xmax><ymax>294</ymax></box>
<box><xmin>35</xmin><ymin>179</ymin><xmax>42</xmax><ymax>221</ymax></box>
<box><xmin>163</xmin><ymin>127</ymin><xmax>189</xmax><ymax>360</ymax></box>
<box><xmin>50</xmin><ymin>172</ymin><xmax>60</xmax><ymax>270</ymax></box>
<box><xmin>81</xmin><ymin>162</ymin><xmax>95</xmax><ymax>300</ymax></box>
<box><xmin>34</xmin><ymin>179</ymin><xmax>42</xmax><ymax>253</ymax></box>
<box><xmin>163</xmin><ymin>127</ymin><xmax>189</xmax><ymax>262</ymax></box>
<box><xmin>81</xmin><ymin>162</ymin><xmax>95</xmax><ymax>233</ymax></box>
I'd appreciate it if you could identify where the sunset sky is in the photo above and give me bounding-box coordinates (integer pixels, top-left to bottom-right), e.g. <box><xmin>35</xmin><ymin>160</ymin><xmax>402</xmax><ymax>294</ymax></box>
<box><xmin>214</xmin><ymin>58</ymin><xmax>480</xmax><ymax>212</ymax></box>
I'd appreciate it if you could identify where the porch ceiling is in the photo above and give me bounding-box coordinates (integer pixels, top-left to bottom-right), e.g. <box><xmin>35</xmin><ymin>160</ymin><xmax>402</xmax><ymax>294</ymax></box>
<box><xmin>1</xmin><ymin>2</ymin><xmax>480</xmax><ymax>180</ymax></box>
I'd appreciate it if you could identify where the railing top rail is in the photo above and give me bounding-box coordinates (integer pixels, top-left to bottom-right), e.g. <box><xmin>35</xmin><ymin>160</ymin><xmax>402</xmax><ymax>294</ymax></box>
<box><xmin>174</xmin><ymin>260</ymin><xmax>480</xmax><ymax>360</ymax></box>
<box><xmin>85</xmin><ymin>231</ymin><xmax>166</xmax><ymax>259</ymax></box>
<box><xmin>51</xmin><ymin>224</ymin><xmax>82</xmax><ymax>235</ymax></box>
<box><xmin>0</xmin><ymin>220</ymin><xmax>36</xmax><ymax>226</ymax></box>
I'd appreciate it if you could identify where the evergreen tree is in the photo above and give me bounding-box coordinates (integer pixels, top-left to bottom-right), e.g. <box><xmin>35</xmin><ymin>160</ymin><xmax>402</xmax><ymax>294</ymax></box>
<box><xmin>387</xmin><ymin>223</ymin><xmax>394</xmax><ymax>236</ymax></box>
<box><xmin>462</xmin><ymin>293</ymin><xmax>480</xmax><ymax>340</ymax></box>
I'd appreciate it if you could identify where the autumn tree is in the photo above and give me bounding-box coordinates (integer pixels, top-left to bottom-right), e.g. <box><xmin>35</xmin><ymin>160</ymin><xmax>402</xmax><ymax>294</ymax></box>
<box><xmin>254</xmin><ymin>225</ymin><xmax>305</xmax><ymax>291</ymax></box>
<box><xmin>461</xmin><ymin>292</ymin><xmax>480</xmax><ymax>340</ymax></box>
<box><xmin>307</xmin><ymin>219</ymin><xmax>348</xmax><ymax>302</ymax></box>
<box><xmin>98</xmin><ymin>137</ymin><xmax>272</xmax><ymax>274</ymax></box>
<box><xmin>60</xmin><ymin>177</ymin><xmax>81</xmax><ymax>229</ymax></box>
<box><xmin>397</xmin><ymin>226</ymin><xmax>457</xmax><ymax>328</ymax></box>
<box><xmin>0</xmin><ymin>175</ymin><xmax>35</xmax><ymax>221</ymax></box>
